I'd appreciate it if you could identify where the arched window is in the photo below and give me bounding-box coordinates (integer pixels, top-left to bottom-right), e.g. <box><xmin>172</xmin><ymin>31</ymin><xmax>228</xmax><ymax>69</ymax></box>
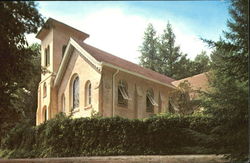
<box><xmin>43</xmin><ymin>82</ymin><xmax>47</xmax><ymax>98</ymax></box>
<box><xmin>158</xmin><ymin>93</ymin><xmax>162</xmax><ymax>113</ymax></box>
<box><xmin>146</xmin><ymin>89</ymin><xmax>158</xmax><ymax>112</ymax></box>
<box><xmin>61</xmin><ymin>94</ymin><xmax>65</xmax><ymax>112</ymax></box>
<box><xmin>85</xmin><ymin>81</ymin><xmax>92</xmax><ymax>106</ymax></box>
<box><xmin>118</xmin><ymin>80</ymin><xmax>128</xmax><ymax>107</ymax></box>
<box><xmin>72</xmin><ymin>76</ymin><xmax>79</xmax><ymax>109</ymax></box>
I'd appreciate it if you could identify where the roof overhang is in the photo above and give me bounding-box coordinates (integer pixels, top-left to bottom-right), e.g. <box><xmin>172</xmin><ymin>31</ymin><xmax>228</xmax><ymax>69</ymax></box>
<box><xmin>101</xmin><ymin>62</ymin><xmax>177</xmax><ymax>90</ymax></box>
<box><xmin>54</xmin><ymin>38</ymin><xmax>176</xmax><ymax>90</ymax></box>
<box><xmin>36</xmin><ymin>18</ymin><xmax>89</xmax><ymax>41</ymax></box>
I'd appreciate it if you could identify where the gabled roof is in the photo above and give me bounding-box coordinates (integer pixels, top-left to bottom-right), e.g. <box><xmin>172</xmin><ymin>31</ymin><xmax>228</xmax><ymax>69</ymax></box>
<box><xmin>54</xmin><ymin>38</ymin><xmax>176</xmax><ymax>89</ymax></box>
<box><xmin>36</xmin><ymin>18</ymin><xmax>89</xmax><ymax>41</ymax></box>
<box><xmin>73</xmin><ymin>39</ymin><xmax>176</xmax><ymax>86</ymax></box>
<box><xmin>171</xmin><ymin>72</ymin><xmax>209</xmax><ymax>91</ymax></box>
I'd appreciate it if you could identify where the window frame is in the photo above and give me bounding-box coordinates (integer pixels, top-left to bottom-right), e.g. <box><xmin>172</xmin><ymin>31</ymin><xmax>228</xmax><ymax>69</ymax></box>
<box><xmin>47</xmin><ymin>45</ymin><xmax>50</xmax><ymax>66</ymax></box>
<box><xmin>71</xmin><ymin>76</ymin><xmax>79</xmax><ymax>110</ymax></box>
<box><xmin>85</xmin><ymin>81</ymin><xmax>92</xmax><ymax>106</ymax></box>
<box><xmin>146</xmin><ymin>89</ymin><xmax>158</xmax><ymax>112</ymax></box>
<box><xmin>117</xmin><ymin>80</ymin><xmax>128</xmax><ymax>107</ymax></box>
<box><xmin>44</xmin><ymin>45</ymin><xmax>50</xmax><ymax>67</ymax></box>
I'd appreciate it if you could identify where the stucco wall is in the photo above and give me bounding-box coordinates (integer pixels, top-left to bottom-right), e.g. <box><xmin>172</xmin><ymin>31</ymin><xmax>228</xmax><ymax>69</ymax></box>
<box><xmin>101</xmin><ymin>66</ymin><xmax>175</xmax><ymax>119</ymax></box>
<box><xmin>41</xmin><ymin>29</ymin><xmax>53</xmax><ymax>81</ymax></box>
<box><xmin>37</xmin><ymin>25</ymin><xmax>91</xmax><ymax>125</ymax></box>
<box><xmin>57</xmin><ymin>49</ymin><xmax>101</xmax><ymax>119</ymax></box>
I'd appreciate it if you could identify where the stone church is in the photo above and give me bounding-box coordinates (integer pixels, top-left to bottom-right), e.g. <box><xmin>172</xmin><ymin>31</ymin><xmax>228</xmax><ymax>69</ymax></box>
<box><xmin>36</xmin><ymin>18</ymin><xmax>177</xmax><ymax>125</ymax></box>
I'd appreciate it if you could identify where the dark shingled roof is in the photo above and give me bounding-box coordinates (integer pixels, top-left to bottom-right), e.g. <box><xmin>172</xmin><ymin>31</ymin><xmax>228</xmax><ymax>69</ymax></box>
<box><xmin>73</xmin><ymin>39</ymin><xmax>175</xmax><ymax>86</ymax></box>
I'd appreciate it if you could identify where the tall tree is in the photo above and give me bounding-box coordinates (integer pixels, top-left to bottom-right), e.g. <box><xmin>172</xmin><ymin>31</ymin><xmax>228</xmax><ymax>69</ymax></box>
<box><xmin>139</xmin><ymin>22</ymin><xmax>211</xmax><ymax>80</ymax></box>
<box><xmin>139</xmin><ymin>23</ymin><xmax>159</xmax><ymax>72</ymax></box>
<box><xmin>172</xmin><ymin>55</ymin><xmax>193</xmax><ymax>80</ymax></box>
<box><xmin>158</xmin><ymin>22</ymin><xmax>185</xmax><ymax>79</ymax></box>
<box><xmin>12</xmin><ymin>43</ymin><xmax>41</xmax><ymax>125</ymax></box>
<box><xmin>0</xmin><ymin>2</ymin><xmax>44</xmax><ymax>140</ymax></box>
<box><xmin>202</xmin><ymin>0</ymin><xmax>248</xmax><ymax>161</ymax></box>
<box><xmin>189</xmin><ymin>51</ymin><xmax>211</xmax><ymax>76</ymax></box>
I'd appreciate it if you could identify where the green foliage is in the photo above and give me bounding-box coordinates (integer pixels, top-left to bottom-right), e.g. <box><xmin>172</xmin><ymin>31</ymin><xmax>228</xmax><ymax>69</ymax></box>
<box><xmin>0</xmin><ymin>1</ymin><xmax>44</xmax><ymax>143</ymax></box>
<box><xmin>0</xmin><ymin>120</ymin><xmax>36</xmax><ymax>158</ymax></box>
<box><xmin>201</xmin><ymin>0</ymin><xmax>249</xmax><ymax>161</ymax></box>
<box><xmin>169</xmin><ymin>81</ymin><xmax>202</xmax><ymax>115</ymax></box>
<box><xmin>0</xmin><ymin>114</ymin><xmax>216</xmax><ymax>158</ymax></box>
<box><xmin>11</xmin><ymin>43</ymin><xmax>41</xmax><ymax>125</ymax></box>
<box><xmin>139</xmin><ymin>22</ymin><xmax>211</xmax><ymax>80</ymax></box>
<box><xmin>192</xmin><ymin>51</ymin><xmax>211</xmax><ymax>74</ymax></box>
<box><xmin>157</xmin><ymin>22</ymin><xmax>183</xmax><ymax>79</ymax></box>
<box><xmin>139</xmin><ymin>23</ymin><xmax>159</xmax><ymax>72</ymax></box>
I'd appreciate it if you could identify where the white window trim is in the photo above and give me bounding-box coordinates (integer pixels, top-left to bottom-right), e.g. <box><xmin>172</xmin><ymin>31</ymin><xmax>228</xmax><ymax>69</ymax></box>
<box><xmin>71</xmin><ymin>75</ymin><xmax>80</xmax><ymax>111</ymax></box>
<box><xmin>147</xmin><ymin>93</ymin><xmax>158</xmax><ymax>106</ymax></box>
<box><xmin>119</xmin><ymin>86</ymin><xmax>129</xmax><ymax>100</ymax></box>
<box><xmin>85</xmin><ymin>82</ymin><xmax>92</xmax><ymax>106</ymax></box>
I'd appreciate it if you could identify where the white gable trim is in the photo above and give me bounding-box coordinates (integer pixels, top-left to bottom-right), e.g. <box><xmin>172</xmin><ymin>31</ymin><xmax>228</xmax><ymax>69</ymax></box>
<box><xmin>101</xmin><ymin>62</ymin><xmax>177</xmax><ymax>90</ymax></box>
<box><xmin>70</xmin><ymin>38</ymin><xmax>101</xmax><ymax>68</ymax></box>
<box><xmin>54</xmin><ymin>38</ymin><xmax>176</xmax><ymax>90</ymax></box>
<box><xmin>54</xmin><ymin>38</ymin><xmax>101</xmax><ymax>87</ymax></box>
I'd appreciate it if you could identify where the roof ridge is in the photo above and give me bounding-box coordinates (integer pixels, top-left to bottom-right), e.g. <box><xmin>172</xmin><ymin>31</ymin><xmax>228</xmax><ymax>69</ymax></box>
<box><xmin>174</xmin><ymin>72</ymin><xmax>209</xmax><ymax>82</ymax></box>
<box><xmin>80</xmin><ymin>41</ymin><xmax>176</xmax><ymax>82</ymax></box>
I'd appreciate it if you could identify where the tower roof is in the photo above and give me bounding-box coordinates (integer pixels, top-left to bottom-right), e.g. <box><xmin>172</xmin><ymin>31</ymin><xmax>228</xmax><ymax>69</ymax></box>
<box><xmin>36</xmin><ymin>18</ymin><xmax>89</xmax><ymax>41</ymax></box>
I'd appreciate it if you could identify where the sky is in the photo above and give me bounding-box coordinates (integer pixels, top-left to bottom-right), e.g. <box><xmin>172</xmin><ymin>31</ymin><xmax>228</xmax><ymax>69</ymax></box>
<box><xmin>27</xmin><ymin>1</ymin><xmax>231</xmax><ymax>64</ymax></box>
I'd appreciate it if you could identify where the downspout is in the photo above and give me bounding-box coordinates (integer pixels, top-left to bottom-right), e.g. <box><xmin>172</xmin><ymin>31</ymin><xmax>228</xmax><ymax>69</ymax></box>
<box><xmin>112</xmin><ymin>69</ymin><xmax>119</xmax><ymax>117</ymax></box>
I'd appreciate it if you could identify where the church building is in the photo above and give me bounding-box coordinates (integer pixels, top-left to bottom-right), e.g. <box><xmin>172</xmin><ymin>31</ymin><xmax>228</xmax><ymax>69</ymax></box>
<box><xmin>36</xmin><ymin>18</ymin><xmax>177</xmax><ymax>125</ymax></box>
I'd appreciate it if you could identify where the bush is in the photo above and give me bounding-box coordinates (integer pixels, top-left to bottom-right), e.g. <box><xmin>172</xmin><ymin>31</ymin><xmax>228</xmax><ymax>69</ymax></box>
<box><xmin>0</xmin><ymin>113</ymin><xmax>215</xmax><ymax>158</ymax></box>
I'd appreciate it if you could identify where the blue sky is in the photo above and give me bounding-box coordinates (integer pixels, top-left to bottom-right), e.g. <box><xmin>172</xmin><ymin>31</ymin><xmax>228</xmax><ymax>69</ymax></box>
<box><xmin>29</xmin><ymin>1</ymin><xmax>231</xmax><ymax>63</ymax></box>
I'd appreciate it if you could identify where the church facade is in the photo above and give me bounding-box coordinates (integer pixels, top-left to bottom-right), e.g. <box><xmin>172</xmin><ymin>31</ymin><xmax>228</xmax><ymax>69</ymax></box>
<box><xmin>36</xmin><ymin>18</ymin><xmax>177</xmax><ymax>125</ymax></box>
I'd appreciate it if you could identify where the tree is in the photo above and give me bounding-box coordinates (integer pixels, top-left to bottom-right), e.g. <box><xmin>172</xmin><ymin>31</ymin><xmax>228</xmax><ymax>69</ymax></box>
<box><xmin>193</xmin><ymin>51</ymin><xmax>211</xmax><ymax>74</ymax></box>
<box><xmin>139</xmin><ymin>22</ymin><xmax>211</xmax><ymax>80</ymax></box>
<box><xmin>201</xmin><ymin>0</ymin><xmax>248</xmax><ymax>161</ymax></box>
<box><xmin>12</xmin><ymin>43</ymin><xmax>41</xmax><ymax>125</ymax></box>
<box><xmin>0</xmin><ymin>1</ymin><xmax>44</xmax><ymax>141</ymax></box>
<box><xmin>169</xmin><ymin>80</ymin><xmax>201</xmax><ymax>115</ymax></box>
<box><xmin>158</xmin><ymin>22</ymin><xmax>186</xmax><ymax>79</ymax></box>
<box><xmin>139</xmin><ymin>23</ymin><xmax>159</xmax><ymax>72</ymax></box>
<box><xmin>188</xmin><ymin>51</ymin><xmax>211</xmax><ymax>76</ymax></box>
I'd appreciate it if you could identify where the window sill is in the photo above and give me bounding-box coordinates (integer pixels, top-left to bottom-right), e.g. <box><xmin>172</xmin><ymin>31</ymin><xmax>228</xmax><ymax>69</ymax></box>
<box><xmin>117</xmin><ymin>103</ymin><xmax>128</xmax><ymax>108</ymax></box>
<box><xmin>72</xmin><ymin>108</ymin><xmax>80</xmax><ymax>114</ymax></box>
<box><xmin>84</xmin><ymin>104</ymin><xmax>92</xmax><ymax>110</ymax></box>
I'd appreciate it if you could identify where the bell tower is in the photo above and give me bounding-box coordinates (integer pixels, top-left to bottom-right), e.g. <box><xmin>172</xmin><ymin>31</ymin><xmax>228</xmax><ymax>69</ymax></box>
<box><xmin>35</xmin><ymin>18</ymin><xmax>89</xmax><ymax>125</ymax></box>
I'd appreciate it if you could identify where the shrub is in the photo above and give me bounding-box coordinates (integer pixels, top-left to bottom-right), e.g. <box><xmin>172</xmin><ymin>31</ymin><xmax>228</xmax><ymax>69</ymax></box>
<box><xmin>0</xmin><ymin>113</ymin><xmax>215</xmax><ymax>158</ymax></box>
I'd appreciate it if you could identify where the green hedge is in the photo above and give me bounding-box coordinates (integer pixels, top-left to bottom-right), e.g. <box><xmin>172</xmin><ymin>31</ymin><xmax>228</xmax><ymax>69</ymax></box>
<box><xmin>0</xmin><ymin>113</ymin><xmax>216</xmax><ymax>158</ymax></box>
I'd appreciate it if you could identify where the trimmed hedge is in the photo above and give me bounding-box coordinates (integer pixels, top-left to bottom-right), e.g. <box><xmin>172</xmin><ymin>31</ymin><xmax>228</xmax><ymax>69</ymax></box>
<box><xmin>0</xmin><ymin>113</ymin><xmax>216</xmax><ymax>158</ymax></box>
